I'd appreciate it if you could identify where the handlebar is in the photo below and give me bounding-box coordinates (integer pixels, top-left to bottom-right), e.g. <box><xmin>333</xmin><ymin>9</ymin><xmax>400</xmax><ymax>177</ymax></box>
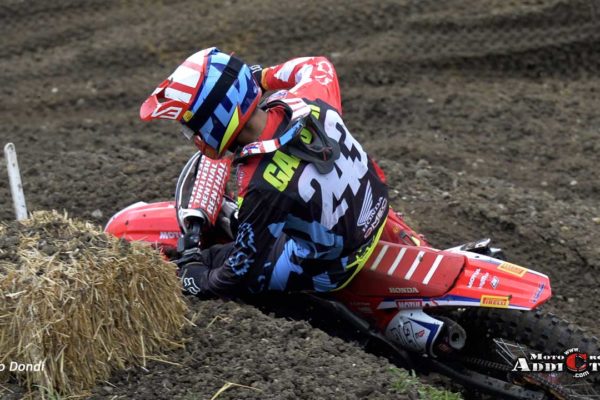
<box><xmin>177</xmin><ymin>207</ymin><xmax>207</xmax><ymax>251</ymax></box>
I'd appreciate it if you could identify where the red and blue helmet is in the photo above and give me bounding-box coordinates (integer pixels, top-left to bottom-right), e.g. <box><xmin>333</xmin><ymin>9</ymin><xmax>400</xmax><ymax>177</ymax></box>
<box><xmin>140</xmin><ymin>47</ymin><xmax>261</xmax><ymax>159</ymax></box>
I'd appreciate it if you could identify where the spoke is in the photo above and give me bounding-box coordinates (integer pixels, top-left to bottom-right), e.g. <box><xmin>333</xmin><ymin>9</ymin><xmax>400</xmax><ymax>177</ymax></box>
<box><xmin>494</xmin><ymin>338</ymin><xmax>530</xmax><ymax>365</ymax></box>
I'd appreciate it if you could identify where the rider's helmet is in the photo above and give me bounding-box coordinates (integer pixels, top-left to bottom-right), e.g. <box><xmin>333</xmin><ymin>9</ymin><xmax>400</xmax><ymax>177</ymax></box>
<box><xmin>140</xmin><ymin>47</ymin><xmax>261</xmax><ymax>159</ymax></box>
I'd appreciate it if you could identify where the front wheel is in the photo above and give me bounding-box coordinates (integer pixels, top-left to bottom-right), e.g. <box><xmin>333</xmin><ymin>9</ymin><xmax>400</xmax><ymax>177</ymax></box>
<box><xmin>431</xmin><ymin>308</ymin><xmax>600</xmax><ymax>399</ymax></box>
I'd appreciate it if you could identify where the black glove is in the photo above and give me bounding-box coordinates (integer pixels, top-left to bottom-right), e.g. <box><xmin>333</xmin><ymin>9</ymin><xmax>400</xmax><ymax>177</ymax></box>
<box><xmin>249</xmin><ymin>64</ymin><xmax>264</xmax><ymax>90</ymax></box>
<box><xmin>176</xmin><ymin>243</ymin><xmax>239</xmax><ymax>299</ymax></box>
<box><xmin>173</xmin><ymin>247</ymin><xmax>203</xmax><ymax>268</ymax></box>
<box><xmin>179</xmin><ymin>261</ymin><xmax>210</xmax><ymax>297</ymax></box>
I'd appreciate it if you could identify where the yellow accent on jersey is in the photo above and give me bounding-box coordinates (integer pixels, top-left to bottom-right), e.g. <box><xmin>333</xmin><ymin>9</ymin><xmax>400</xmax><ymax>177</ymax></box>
<box><xmin>298</xmin><ymin>105</ymin><xmax>321</xmax><ymax>144</ymax></box>
<box><xmin>309</xmin><ymin>104</ymin><xmax>320</xmax><ymax>119</ymax></box>
<box><xmin>300</xmin><ymin>128</ymin><xmax>313</xmax><ymax>144</ymax></box>
<box><xmin>334</xmin><ymin>217</ymin><xmax>388</xmax><ymax>291</ymax></box>
<box><xmin>263</xmin><ymin>151</ymin><xmax>301</xmax><ymax>191</ymax></box>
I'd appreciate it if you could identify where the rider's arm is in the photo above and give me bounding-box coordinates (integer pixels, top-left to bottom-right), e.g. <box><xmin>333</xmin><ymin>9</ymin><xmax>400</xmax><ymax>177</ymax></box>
<box><xmin>192</xmin><ymin>188</ymin><xmax>293</xmax><ymax>296</ymax></box>
<box><xmin>259</xmin><ymin>56</ymin><xmax>342</xmax><ymax>113</ymax></box>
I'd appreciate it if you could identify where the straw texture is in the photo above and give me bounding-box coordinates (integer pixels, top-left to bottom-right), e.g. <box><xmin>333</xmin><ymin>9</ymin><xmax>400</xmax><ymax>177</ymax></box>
<box><xmin>0</xmin><ymin>211</ymin><xmax>188</xmax><ymax>397</ymax></box>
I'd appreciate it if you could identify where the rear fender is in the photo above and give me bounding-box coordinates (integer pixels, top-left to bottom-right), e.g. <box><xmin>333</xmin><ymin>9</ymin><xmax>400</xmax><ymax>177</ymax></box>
<box><xmin>443</xmin><ymin>252</ymin><xmax>552</xmax><ymax>310</ymax></box>
<box><xmin>376</xmin><ymin>252</ymin><xmax>552</xmax><ymax>311</ymax></box>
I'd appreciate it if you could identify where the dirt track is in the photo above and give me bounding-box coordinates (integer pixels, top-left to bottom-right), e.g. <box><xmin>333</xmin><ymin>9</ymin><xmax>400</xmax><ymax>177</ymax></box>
<box><xmin>1</xmin><ymin>0</ymin><xmax>600</xmax><ymax>398</ymax></box>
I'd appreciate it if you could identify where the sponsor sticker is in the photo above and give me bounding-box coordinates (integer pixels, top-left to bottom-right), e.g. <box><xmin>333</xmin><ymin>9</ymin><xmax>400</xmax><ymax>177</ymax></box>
<box><xmin>151</xmin><ymin>106</ymin><xmax>183</xmax><ymax>120</ymax></box>
<box><xmin>357</xmin><ymin>181</ymin><xmax>388</xmax><ymax>239</ymax></box>
<box><xmin>159</xmin><ymin>231</ymin><xmax>180</xmax><ymax>240</ymax></box>
<box><xmin>188</xmin><ymin>156</ymin><xmax>231</xmax><ymax>225</ymax></box>
<box><xmin>480</xmin><ymin>295</ymin><xmax>510</xmax><ymax>308</ymax></box>
<box><xmin>467</xmin><ymin>268</ymin><xmax>481</xmax><ymax>288</ymax></box>
<box><xmin>530</xmin><ymin>282</ymin><xmax>545</xmax><ymax>303</ymax></box>
<box><xmin>389</xmin><ymin>287</ymin><xmax>419</xmax><ymax>294</ymax></box>
<box><xmin>478</xmin><ymin>272</ymin><xmax>490</xmax><ymax>288</ymax></box>
<box><xmin>498</xmin><ymin>262</ymin><xmax>528</xmax><ymax>277</ymax></box>
<box><xmin>490</xmin><ymin>276</ymin><xmax>500</xmax><ymax>289</ymax></box>
<box><xmin>263</xmin><ymin>150</ymin><xmax>300</xmax><ymax>192</ymax></box>
<box><xmin>395</xmin><ymin>299</ymin><xmax>423</xmax><ymax>309</ymax></box>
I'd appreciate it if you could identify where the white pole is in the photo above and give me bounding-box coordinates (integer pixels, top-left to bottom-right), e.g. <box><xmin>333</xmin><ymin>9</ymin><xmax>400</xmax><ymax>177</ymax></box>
<box><xmin>4</xmin><ymin>143</ymin><xmax>28</xmax><ymax>221</ymax></box>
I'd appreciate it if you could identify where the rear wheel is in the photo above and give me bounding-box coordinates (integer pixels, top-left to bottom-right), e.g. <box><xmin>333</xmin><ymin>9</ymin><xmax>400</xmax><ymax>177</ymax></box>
<box><xmin>435</xmin><ymin>308</ymin><xmax>600</xmax><ymax>399</ymax></box>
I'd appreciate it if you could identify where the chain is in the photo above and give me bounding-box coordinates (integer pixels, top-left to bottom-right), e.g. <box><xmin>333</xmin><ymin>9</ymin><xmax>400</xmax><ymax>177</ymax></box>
<box><xmin>459</xmin><ymin>356</ymin><xmax>512</xmax><ymax>372</ymax></box>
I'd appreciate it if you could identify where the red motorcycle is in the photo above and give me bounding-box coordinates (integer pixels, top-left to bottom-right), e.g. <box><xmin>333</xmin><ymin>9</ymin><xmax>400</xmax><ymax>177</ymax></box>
<box><xmin>105</xmin><ymin>152</ymin><xmax>599</xmax><ymax>399</ymax></box>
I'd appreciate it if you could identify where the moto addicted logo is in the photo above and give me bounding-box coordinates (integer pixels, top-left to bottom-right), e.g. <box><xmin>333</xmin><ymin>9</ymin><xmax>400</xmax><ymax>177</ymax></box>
<box><xmin>512</xmin><ymin>348</ymin><xmax>600</xmax><ymax>378</ymax></box>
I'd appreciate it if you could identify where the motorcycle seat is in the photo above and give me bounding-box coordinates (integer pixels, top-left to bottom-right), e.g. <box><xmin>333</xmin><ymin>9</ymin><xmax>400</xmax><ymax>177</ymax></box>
<box><xmin>344</xmin><ymin>241</ymin><xmax>465</xmax><ymax>298</ymax></box>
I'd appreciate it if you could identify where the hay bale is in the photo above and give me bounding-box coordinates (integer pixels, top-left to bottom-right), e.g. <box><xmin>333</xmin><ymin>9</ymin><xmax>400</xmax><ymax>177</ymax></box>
<box><xmin>0</xmin><ymin>211</ymin><xmax>188</xmax><ymax>397</ymax></box>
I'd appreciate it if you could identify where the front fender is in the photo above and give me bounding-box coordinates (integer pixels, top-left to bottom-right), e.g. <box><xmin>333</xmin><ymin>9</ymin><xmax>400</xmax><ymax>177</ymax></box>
<box><xmin>104</xmin><ymin>201</ymin><xmax>180</xmax><ymax>253</ymax></box>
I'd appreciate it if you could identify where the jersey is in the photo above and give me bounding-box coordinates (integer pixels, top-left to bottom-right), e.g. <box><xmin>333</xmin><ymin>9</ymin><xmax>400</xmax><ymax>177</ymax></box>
<box><xmin>200</xmin><ymin>57</ymin><xmax>389</xmax><ymax>295</ymax></box>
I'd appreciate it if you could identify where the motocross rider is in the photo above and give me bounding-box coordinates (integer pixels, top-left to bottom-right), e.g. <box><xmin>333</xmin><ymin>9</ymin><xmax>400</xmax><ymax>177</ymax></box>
<box><xmin>140</xmin><ymin>48</ymin><xmax>389</xmax><ymax>296</ymax></box>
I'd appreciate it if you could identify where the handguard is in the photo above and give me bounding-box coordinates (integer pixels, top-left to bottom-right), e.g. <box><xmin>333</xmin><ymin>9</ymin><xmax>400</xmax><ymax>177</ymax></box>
<box><xmin>179</xmin><ymin>155</ymin><xmax>232</xmax><ymax>229</ymax></box>
<box><xmin>188</xmin><ymin>155</ymin><xmax>231</xmax><ymax>225</ymax></box>
<box><xmin>175</xmin><ymin>153</ymin><xmax>232</xmax><ymax>253</ymax></box>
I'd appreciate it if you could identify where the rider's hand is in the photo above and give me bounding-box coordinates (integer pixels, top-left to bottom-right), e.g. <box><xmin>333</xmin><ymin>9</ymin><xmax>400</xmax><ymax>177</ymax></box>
<box><xmin>178</xmin><ymin>261</ymin><xmax>213</xmax><ymax>298</ymax></box>
<box><xmin>173</xmin><ymin>247</ymin><xmax>203</xmax><ymax>268</ymax></box>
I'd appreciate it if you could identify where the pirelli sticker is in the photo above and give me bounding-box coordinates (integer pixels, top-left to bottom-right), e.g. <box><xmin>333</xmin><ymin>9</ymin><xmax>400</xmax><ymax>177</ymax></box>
<box><xmin>480</xmin><ymin>295</ymin><xmax>510</xmax><ymax>308</ymax></box>
<box><xmin>498</xmin><ymin>262</ymin><xmax>528</xmax><ymax>277</ymax></box>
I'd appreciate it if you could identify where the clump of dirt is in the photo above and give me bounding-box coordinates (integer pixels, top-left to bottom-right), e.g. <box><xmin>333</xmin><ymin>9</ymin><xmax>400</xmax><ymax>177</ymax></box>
<box><xmin>85</xmin><ymin>297</ymin><xmax>429</xmax><ymax>400</ymax></box>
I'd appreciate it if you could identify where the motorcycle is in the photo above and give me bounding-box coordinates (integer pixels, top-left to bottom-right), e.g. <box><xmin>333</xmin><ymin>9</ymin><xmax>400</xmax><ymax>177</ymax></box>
<box><xmin>105</xmin><ymin>152</ymin><xmax>600</xmax><ymax>399</ymax></box>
